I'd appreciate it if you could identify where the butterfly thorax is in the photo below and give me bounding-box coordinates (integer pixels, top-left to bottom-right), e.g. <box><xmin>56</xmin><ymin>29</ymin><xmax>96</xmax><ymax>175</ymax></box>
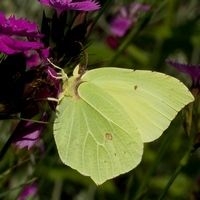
<box><xmin>61</xmin><ymin>75</ymin><xmax>83</xmax><ymax>100</ymax></box>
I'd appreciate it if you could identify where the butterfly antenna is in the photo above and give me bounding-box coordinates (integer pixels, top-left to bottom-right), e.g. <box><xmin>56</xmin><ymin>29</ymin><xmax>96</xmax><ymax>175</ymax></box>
<box><xmin>75</xmin><ymin>41</ymin><xmax>88</xmax><ymax>76</ymax></box>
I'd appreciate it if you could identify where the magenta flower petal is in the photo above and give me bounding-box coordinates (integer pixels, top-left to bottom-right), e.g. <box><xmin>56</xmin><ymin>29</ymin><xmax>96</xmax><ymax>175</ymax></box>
<box><xmin>24</xmin><ymin>50</ymin><xmax>42</xmax><ymax>68</ymax></box>
<box><xmin>12</xmin><ymin>120</ymin><xmax>46</xmax><ymax>150</ymax></box>
<box><xmin>68</xmin><ymin>1</ymin><xmax>100</xmax><ymax>11</ymax></box>
<box><xmin>24</xmin><ymin>48</ymin><xmax>50</xmax><ymax>69</ymax></box>
<box><xmin>39</xmin><ymin>0</ymin><xmax>100</xmax><ymax>13</ymax></box>
<box><xmin>109</xmin><ymin>2</ymin><xmax>151</xmax><ymax>37</ymax></box>
<box><xmin>0</xmin><ymin>12</ymin><xmax>41</xmax><ymax>38</ymax></box>
<box><xmin>18</xmin><ymin>182</ymin><xmax>38</xmax><ymax>200</ymax></box>
<box><xmin>166</xmin><ymin>60</ymin><xmax>200</xmax><ymax>88</ymax></box>
<box><xmin>0</xmin><ymin>12</ymin><xmax>45</xmax><ymax>56</ymax></box>
<box><xmin>110</xmin><ymin>16</ymin><xmax>132</xmax><ymax>37</ymax></box>
<box><xmin>0</xmin><ymin>35</ymin><xmax>44</xmax><ymax>55</ymax></box>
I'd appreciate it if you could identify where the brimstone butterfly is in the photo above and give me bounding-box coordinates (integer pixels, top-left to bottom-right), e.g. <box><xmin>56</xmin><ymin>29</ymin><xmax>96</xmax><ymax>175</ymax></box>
<box><xmin>53</xmin><ymin>65</ymin><xmax>194</xmax><ymax>185</ymax></box>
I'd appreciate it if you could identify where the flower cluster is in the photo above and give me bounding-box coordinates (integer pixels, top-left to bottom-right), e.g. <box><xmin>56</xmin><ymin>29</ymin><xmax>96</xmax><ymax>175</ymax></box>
<box><xmin>0</xmin><ymin>0</ymin><xmax>100</xmax><ymax>150</ymax></box>
<box><xmin>0</xmin><ymin>12</ymin><xmax>49</xmax><ymax>68</ymax></box>
<box><xmin>0</xmin><ymin>12</ymin><xmax>43</xmax><ymax>54</ymax></box>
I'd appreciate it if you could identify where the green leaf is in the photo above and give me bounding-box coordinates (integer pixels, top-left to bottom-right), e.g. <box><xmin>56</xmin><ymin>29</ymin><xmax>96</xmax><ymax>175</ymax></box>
<box><xmin>54</xmin><ymin>67</ymin><xmax>194</xmax><ymax>185</ymax></box>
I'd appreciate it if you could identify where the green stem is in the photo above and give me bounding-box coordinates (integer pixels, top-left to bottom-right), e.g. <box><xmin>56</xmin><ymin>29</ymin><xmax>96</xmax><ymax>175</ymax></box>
<box><xmin>0</xmin><ymin>132</ymin><xmax>14</xmax><ymax>160</ymax></box>
<box><xmin>158</xmin><ymin>139</ymin><xmax>193</xmax><ymax>200</ymax></box>
<box><xmin>51</xmin><ymin>180</ymin><xmax>63</xmax><ymax>200</ymax></box>
<box><xmin>89</xmin><ymin>0</ymin><xmax>114</xmax><ymax>36</ymax></box>
<box><xmin>158</xmin><ymin>100</ymin><xmax>194</xmax><ymax>200</ymax></box>
<box><xmin>165</xmin><ymin>0</ymin><xmax>177</xmax><ymax>27</ymax></box>
<box><xmin>123</xmin><ymin>174</ymin><xmax>134</xmax><ymax>200</ymax></box>
<box><xmin>133</xmin><ymin>130</ymin><xmax>174</xmax><ymax>200</ymax></box>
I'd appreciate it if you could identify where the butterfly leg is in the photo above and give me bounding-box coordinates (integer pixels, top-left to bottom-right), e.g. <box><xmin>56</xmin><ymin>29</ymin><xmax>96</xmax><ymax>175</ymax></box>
<box><xmin>47</xmin><ymin>58</ymin><xmax>68</xmax><ymax>81</ymax></box>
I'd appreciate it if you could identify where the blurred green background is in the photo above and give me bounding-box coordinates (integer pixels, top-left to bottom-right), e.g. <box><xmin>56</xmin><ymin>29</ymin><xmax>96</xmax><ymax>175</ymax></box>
<box><xmin>0</xmin><ymin>0</ymin><xmax>200</xmax><ymax>199</ymax></box>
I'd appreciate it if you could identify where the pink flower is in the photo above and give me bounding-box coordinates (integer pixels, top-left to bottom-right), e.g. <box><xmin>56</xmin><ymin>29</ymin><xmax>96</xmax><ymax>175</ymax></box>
<box><xmin>166</xmin><ymin>59</ymin><xmax>200</xmax><ymax>89</ymax></box>
<box><xmin>17</xmin><ymin>182</ymin><xmax>38</xmax><ymax>200</ymax></box>
<box><xmin>39</xmin><ymin>0</ymin><xmax>100</xmax><ymax>14</ymax></box>
<box><xmin>11</xmin><ymin>65</ymin><xmax>61</xmax><ymax>149</ymax></box>
<box><xmin>24</xmin><ymin>48</ymin><xmax>50</xmax><ymax>69</ymax></box>
<box><xmin>0</xmin><ymin>12</ymin><xmax>44</xmax><ymax>55</ymax></box>
<box><xmin>0</xmin><ymin>13</ymin><xmax>41</xmax><ymax>37</ymax></box>
<box><xmin>12</xmin><ymin>114</ymin><xmax>48</xmax><ymax>150</ymax></box>
<box><xmin>0</xmin><ymin>35</ymin><xmax>44</xmax><ymax>55</ymax></box>
<box><xmin>109</xmin><ymin>3</ymin><xmax>151</xmax><ymax>37</ymax></box>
